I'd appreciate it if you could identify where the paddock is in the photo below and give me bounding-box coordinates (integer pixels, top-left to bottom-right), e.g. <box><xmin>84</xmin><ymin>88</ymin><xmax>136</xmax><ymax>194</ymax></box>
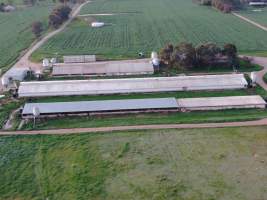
<box><xmin>18</xmin><ymin>74</ymin><xmax>248</xmax><ymax>98</ymax></box>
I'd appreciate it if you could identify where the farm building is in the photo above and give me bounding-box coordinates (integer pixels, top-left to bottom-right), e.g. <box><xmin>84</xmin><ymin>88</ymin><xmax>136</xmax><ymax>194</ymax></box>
<box><xmin>177</xmin><ymin>95</ymin><xmax>266</xmax><ymax>111</ymax></box>
<box><xmin>3</xmin><ymin>68</ymin><xmax>29</xmax><ymax>82</ymax></box>
<box><xmin>21</xmin><ymin>98</ymin><xmax>179</xmax><ymax>118</ymax></box>
<box><xmin>63</xmin><ymin>55</ymin><xmax>96</xmax><ymax>63</ymax></box>
<box><xmin>18</xmin><ymin>74</ymin><xmax>248</xmax><ymax>97</ymax></box>
<box><xmin>52</xmin><ymin>59</ymin><xmax>154</xmax><ymax>76</ymax></box>
<box><xmin>21</xmin><ymin>95</ymin><xmax>266</xmax><ymax>118</ymax></box>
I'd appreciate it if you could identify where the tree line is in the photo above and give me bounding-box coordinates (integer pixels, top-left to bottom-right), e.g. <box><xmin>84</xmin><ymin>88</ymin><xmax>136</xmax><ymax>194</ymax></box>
<box><xmin>196</xmin><ymin>0</ymin><xmax>248</xmax><ymax>12</ymax></box>
<box><xmin>159</xmin><ymin>42</ymin><xmax>238</xmax><ymax>70</ymax></box>
<box><xmin>32</xmin><ymin>0</ymin><xmax>73</xmax><ymax>38</ymax></box>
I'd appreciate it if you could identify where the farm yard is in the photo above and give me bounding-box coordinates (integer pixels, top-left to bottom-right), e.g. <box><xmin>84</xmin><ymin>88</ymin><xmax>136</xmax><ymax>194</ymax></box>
<box><xmin>0</xmin><ymin>0</ymin><xmax>55</xmax><ymax>71</ymax></box>
<box><xmin>32</xmin><ymin>0</ymin><xmax>267</xmax><ymax>61</ymax></box>
<box><xmin>0</xmin><ymin>127</ymin><xmax>267</xmax><ymax>200</ymax></box>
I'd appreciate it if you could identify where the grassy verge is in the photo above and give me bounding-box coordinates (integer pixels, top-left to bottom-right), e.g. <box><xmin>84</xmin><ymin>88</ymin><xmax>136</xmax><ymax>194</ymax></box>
<box><xmin>0</xmin><ymin>100</ymin><xmax>23</xmax><ymax>129</ymax></box>
<box><xmin>240</xmin><ymin>51</ymin><xmax>267</xmax><ymax>58</ymax></box>
<box><xmin>0</xmin><ymin>127</ymin><xmax>267</xmax><ymax>199</ymax></box>
<box><xmin>22</xmin><ymin>108</ymin><xmax>267</xmax><ymax>130</ymax></box>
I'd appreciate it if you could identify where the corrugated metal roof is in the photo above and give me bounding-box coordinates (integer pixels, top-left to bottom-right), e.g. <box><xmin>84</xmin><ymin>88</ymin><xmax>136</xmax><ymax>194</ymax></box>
<box><xmin>178</xmin><ymin>95</ymin><xmax>266</xmax><ymax>108</ymax></box>
<box><xmin>18</xmin><ymin>74</ymin><xmax>248</xmax><ymax>97</ymax></box>
<box><xmin>22</xmin><ymin>98</ymin><xmax>178</xmax><ymax>115</ymax></box>
<box><xmin>52</xmin><ymin>60</ymin><xmax>154</xmax><ymax>76</ymax></box>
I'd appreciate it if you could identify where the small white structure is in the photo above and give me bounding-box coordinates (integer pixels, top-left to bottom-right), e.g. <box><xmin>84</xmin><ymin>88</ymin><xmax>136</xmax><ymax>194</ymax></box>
<box><xmin>151</xmin><ymin>51</ymin><xmax>158</xmax><ymax>59</ymax></box>
<box><xmin>1</xmin><ymin>76</ymin><xmax>9</xmax><ymax>87</ymax></box>
<box><xmin>152</xmin><ymin>58</ymin><xmax>160</xmax><ymax>67</ymax></box>
<box><xmin>50</xmin><ymin>58</ymin><xmax>57</xmax><ymax>65</ymax></box>
<box><xmin>32</xmin><ymin>106</ymin><xmax>40</xmax><ymax>117</ymax></box>
<box><xmin>42</xmin><ymin>59</ymin><xmax>50</xmax><ymax>68</ymax></box>
<box><xmin>18</xmin><ymin>74</ymin><xmax>248</xmax><ymax>98</ymax></box>
<box><xmin>3</xmin><ymin>68</ymin><xmax>29</xmax><ymax>82</ymax></box>
<box><xmin>249</xmin><ymin>2</ymin><xmax>267</xmax><ymax>6</ymax></box>
<box><xmin>3</xmin><ymin>5</ymin><xmax>16</xmax><ymax>12</ymax></box>
<box><xmin>251</xmin><ymin>72</ymin><xmax>257</xmax><ymax>85</ymax></box>
<box><xmin>91</xmin><ymin>22</ymin><xmax>105</xmax><ymax>28</ymax></box>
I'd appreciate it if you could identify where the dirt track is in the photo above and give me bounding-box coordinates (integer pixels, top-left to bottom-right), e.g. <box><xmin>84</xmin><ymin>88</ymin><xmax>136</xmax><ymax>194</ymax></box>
<box><xmin>1</xmin><ymin>118</ymin><xmax>267</xmax><ymax>135</ymax></box>
<box><xmin>232</xmin><ymin>12</ymin><xmax>267</xmax><ymax>32</ymax></box>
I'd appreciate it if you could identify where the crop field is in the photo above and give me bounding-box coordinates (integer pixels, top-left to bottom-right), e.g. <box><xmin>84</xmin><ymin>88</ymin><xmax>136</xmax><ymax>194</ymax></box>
<box><xmin>0</xmin><ymin>1</ymin><xmax>55</xmax><ymax>71</ymax></box>
<box><xmin>0</xmin><ymin>127</ymin><xmax>267</xmax><ymax>199</ymax></box>
<box><xmin>32</xmin><ymin>0</ymin><xmax>267</xmax><ymax>60</ymax></box>
<box><xmin>237</xmin><ymin>7</ymin><xmax>267</xmax><ymax>27</ymax></box>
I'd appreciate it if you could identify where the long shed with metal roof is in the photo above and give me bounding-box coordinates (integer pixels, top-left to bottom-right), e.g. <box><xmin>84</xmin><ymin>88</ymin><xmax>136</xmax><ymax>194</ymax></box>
<box><xmin>18</xmin><ymin>74</ymin><xmax>248</xmax><ymax>98</ymax></box>
<box><xmin>22</xmin><ymin>98</ymin><xmax>179</xmax><ymax>118</ymax></box>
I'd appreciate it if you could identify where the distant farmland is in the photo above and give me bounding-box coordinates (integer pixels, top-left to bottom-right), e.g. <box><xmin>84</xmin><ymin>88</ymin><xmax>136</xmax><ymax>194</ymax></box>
<box><xmin>237</xmin><ymin>7</ymin><xmax>267</xmax><ymax>27</ymax></box>
<box><xmin>32</xmin><ymin>0</ymin><xmax>267</xmax><ymax>60</ymax></box>
<box><xmin>0</xmin><ymin>1</ymin><xmax>54</xmax><ymax>70</ymax></box>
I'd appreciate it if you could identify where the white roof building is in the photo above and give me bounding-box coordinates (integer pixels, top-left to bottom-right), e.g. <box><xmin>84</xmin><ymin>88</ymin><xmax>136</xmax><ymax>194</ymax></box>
<box><xmin>18</xmin><ymin>74</ymin><xmax>248</xmax><ymax>98</ymax></box>
<box><xmin>52</xmin><ymin>60</ymin><xmax>154</xmax><ymax>76</ymax></box>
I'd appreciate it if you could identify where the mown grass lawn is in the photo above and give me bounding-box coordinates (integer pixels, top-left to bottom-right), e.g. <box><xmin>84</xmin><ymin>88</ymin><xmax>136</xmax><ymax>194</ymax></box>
<box><xmin>32</xmin><ymin>0</ymin><xmax>267</xmax><ymax>61</ymax></box>
<box><xmin>0</xmin><ymin>127</ymin><xmax>267</xmax><ymax>199</ymax></box>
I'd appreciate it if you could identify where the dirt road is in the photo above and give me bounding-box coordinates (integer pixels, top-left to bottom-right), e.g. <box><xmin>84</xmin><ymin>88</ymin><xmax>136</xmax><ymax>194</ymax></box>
<box><xmin>232</xmin><ymin>12</ymin><xmax>267</xmax><ymax>32</ymax></box>
<box><xmin>7</xmin><ymin>1</ymin><xmax>90</xmax><ymax>72</ymax></box>
<box><xmin>1</xmin><ymin>118</ymin><xmax>267</xmax><ymax>135</ymax></box>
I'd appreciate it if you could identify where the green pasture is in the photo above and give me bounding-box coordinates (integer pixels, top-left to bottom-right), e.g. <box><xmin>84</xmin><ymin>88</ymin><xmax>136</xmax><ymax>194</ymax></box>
<box><xmin>0</xmin><ymin>127</ymin><xmax>267</xmax><ymax>199</ymax></box>
<box><xmin>32</xmin><ymin>0</ymin><xmax>267</xmax><ymax>60</ymax></box>
<box><xmin>0</xmin><ymin>1</ymin><xmax>55</xmax><ymax>71</ymax></box>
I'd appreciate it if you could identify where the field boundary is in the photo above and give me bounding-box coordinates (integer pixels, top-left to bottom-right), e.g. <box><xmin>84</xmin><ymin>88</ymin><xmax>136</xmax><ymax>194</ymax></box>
<box><xmin>232</xmin><ymin>12</ymin><xmax>267</xmax><ymax>32</ymax></box>
<box><xmin>1</xmin><ymin>118</ymin><xmax>267</xmax><ymax>135</ymax></box>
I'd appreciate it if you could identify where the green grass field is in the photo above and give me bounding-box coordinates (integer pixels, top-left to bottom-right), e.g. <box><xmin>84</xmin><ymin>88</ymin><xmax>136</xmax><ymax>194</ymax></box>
<box><xmin>237</xmin><ymin>7</ymin><xmax>267</xmax><ymax>27</ymax></box>
<box><xmin>0</xmin><ymin>1</ymin><xmax>55</xmax><ymax>71</ymax></box>
<box><xmin>32</xmin><ymin>0</ymin><xmax>267</xmax><ymax>61</ymax></box>
<box><xmin>0</xmin><ymin>127</ymin><xmax>267</xmax><ymax>199</ymax></box>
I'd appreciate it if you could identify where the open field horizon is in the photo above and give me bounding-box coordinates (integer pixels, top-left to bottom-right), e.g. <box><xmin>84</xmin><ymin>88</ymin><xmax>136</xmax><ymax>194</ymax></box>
<box><xmin>32</xmin><ymin>0</ymin><xmax>267</xmax><ymax>60</ymax></box>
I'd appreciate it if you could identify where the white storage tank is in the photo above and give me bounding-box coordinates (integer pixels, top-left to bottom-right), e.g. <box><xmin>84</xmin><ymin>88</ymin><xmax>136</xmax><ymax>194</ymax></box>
<box><xmin>1</xmin><ymin>76</ymin><xmax>9</xmax><ymax>87</ymax></box>
<box><xmin>42</xmin><ymin>58</ymin><xmax>50</xmax><ymax>68</ymax></box>
<box><xmin>251</xmin><ymin>72</ymin><xmax>257</xmax><ymax>84</ymax></box>
<box><xmin>151</xmin><ymin>51</ymin><xmax>158</xmax><ymax>59</ymax></box>
<box><xmin>91</xmin><ymin>22</ymin><xmax>105</xmax><ymax>28</ymax></box>
<box><xmin>32</xmin><ymin>106</ymin><xmax>40</xmax><ymax>117</ymax></box>
<box><xmin>152</xmin><ymin>58</ymin><xmax>160</xmax><ymax>67</ymax></box>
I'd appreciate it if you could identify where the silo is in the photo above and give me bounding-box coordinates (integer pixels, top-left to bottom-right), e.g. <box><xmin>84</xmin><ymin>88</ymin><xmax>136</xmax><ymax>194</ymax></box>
<box><xmin>32</xmin><ymin>106</ymin><xmax>40</xmax><ymax>117</ymax></box>
<box><xmin>91</xmin><ymin>22</ymin><xmax>105</xmax><ymax>28</ymax></box>
<box><xmin>251</xmin><ymin>72</ymin><xmax>257</xmax><ymax>84</ymax></box>
<box><xmin>152</xmin><ymin>58</ymin><xmax>160</xmax><ymax>67</ymax></box>
<box><xmin>42</xmin><ymin>58</ymin><xmax>49</xmax><ymax>68</ymax></box>
<box><xmin>151</xmin><ymin>51</ymin><xmax>158</xmax><ymax>59</ymax></box>
<box><xmin>1</xmin><ymin>76</ymin><xmax>9</xmax><ymax>87</ymax></box>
